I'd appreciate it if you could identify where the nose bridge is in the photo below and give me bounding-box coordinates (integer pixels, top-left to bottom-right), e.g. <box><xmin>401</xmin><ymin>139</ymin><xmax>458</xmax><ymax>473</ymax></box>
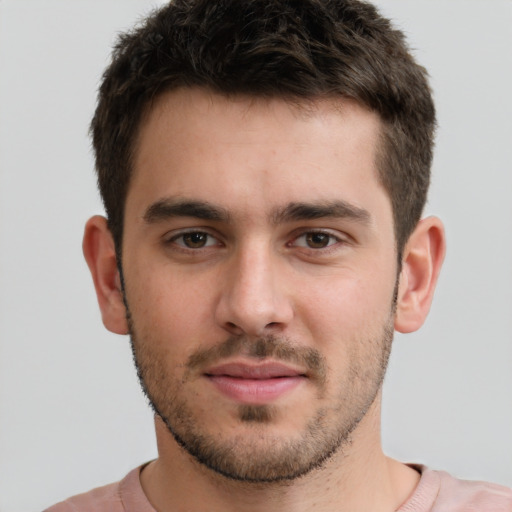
<box><xmin>216</xmin><ymin>237</ymin><xmax>292</xmax><ymax>335</ymax></box>
<box><xmin>237</xmin><ymin>240</ymin><xmax>274</xmax><ymax>304</ymax></box>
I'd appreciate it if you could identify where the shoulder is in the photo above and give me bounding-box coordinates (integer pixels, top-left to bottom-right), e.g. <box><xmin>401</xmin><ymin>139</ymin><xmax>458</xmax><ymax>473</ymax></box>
<box><xmin>401</xmin><ymin>465</ymin><xmax>512</xmax><ymax>512</ymax></box>
<box><xmin>435</xmin><ymin>469</ymin><xmax>512</xmax><ymax>511</ymax></box>
<box><xmin>43</xmin><ymin>480</ymin><xmax>122</xmax><ymax>512</ymax></box>
<box><xmin>43</xmin><ymin>466</ymin><xmax>152</xmax><ymax>512</ymax></box>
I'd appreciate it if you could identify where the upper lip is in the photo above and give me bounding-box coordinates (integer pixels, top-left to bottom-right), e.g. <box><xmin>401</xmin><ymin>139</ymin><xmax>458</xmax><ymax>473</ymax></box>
<box><xmin>204</xmin><ymin>361</ymin><xmax>306</xmax><ymax>379</ymax></box>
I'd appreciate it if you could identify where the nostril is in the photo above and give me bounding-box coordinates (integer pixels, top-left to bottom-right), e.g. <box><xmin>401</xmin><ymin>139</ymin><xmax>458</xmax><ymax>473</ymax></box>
<box><xmin>225</xmin><ymin>321</ymin><xmax>244</xmax><ymax>335</ymax></box>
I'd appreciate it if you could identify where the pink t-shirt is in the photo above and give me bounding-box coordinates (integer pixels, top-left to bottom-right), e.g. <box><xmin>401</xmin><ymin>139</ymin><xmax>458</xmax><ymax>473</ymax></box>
<box><xmin>45</xmin><ymin>464</ymin><xmax>512</xmax><ymax>511</ymax></box>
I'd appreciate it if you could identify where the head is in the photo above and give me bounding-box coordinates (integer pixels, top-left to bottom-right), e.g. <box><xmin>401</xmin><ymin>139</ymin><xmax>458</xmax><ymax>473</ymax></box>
<box><xmin>91</xmin><ymin>0</ymin><xmax>435</xmax><ymax>259</ymax></box>
<box><xmin>84</xmin><ymin>0</ymin><xmax>445</xmax><ymax>484</ymax></box>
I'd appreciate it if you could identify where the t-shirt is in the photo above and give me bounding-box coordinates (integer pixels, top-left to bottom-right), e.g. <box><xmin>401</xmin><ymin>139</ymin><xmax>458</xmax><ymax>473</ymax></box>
<box><xmin>44</xmin><ymin>464</ymin><xmax>512</xmax><ymax>511</ymax></box>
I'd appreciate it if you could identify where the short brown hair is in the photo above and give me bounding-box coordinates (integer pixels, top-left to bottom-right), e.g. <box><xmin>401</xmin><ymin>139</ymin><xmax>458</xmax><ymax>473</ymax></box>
<box><xmin>91</xmin><ymin>0</ymin><xmax>435</xmax><ymax>255</ymax></box>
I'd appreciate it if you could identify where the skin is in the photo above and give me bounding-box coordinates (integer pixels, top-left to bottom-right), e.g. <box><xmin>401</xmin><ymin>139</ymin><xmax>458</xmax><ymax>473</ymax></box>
<box><xmin>84</xmin><ymin>88</ymin><xmax>445</xmax><ymax>511</ymax></box>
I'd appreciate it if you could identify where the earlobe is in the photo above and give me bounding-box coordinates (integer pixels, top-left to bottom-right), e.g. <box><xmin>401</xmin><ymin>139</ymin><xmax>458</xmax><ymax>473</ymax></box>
<box><xmin>82</xmin><ymin>216</ymin><xmax>129</xmax><ymax>335</ymax></box>
<box><xmin>394</xmin><ymin>216</ymin><xmax>446</xmax><ymax>333</ymax></box>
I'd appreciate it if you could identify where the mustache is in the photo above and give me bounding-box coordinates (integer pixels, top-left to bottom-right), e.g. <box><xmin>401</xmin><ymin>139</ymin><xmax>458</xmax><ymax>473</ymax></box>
<box><xmin>185</xmin><ymin>335</ymin><xmax>327</xmax><ymax>383</ymax></box>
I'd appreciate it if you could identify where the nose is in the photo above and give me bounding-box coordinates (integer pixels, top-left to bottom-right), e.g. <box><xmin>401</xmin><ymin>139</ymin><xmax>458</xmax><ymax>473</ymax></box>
<box><xmin>214</xmin><ymin>244</ymin><xmax>294</xmax><ymax>337</ymax></box>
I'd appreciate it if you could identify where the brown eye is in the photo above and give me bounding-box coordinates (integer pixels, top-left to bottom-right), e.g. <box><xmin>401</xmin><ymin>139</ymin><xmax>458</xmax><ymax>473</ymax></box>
<box><xmin>289</xmin><ymin>231</ymin><xmax>340</xmax><ymax>250</ymax></box>
<box><xmin>166</xmin><ymin>230</ymin><xmax>221</xmax><ymax>252</ymax></box>
<box><xmin>182</xmin><ymin>232</ymin><xmax>209</xmax><ymax>248</ymax></box>
<box><xmin>305</xmin><ymin>232</ymin><xmax>332</xmax><ymax>248</ymax></box>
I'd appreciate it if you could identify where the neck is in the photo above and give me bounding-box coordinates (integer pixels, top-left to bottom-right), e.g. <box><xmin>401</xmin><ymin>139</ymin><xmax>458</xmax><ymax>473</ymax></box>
<box><xmin>140</xmin><ymin>396</ymin><xmax>420</xmax><ymax>512</ymax></box>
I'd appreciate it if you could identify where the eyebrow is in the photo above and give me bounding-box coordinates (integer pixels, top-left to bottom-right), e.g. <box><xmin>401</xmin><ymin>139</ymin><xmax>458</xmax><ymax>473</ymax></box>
<box><xmin>143</xmin><ymin>198</ymin><xmax>230</xmax><ymax>223</ymax></box>
<box><xmin>271</xmin><ymin>201</ymin><xmax>371</xmax><ymax>225</ymax></box>
<box><xmin>143</xmin><ymin>197</ymin><xmax>370</xmax><ymax>226</ymax></box>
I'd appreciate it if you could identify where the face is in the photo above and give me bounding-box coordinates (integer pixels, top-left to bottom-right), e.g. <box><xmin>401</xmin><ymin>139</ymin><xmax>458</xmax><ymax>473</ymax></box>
<box><xmin>120</xmin><ymin>89</ymin><xmax>399</xmax><ymax>482</ymax></box>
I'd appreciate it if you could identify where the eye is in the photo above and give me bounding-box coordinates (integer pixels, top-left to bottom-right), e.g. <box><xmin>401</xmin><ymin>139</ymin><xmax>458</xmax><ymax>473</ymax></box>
<box><xmin>170</xmin><ymin>231</ymin><xmax>220</xmax><ymax>249</ymax></box>
<box><xmin>291</xmin><ymin>231</ymin><xmax>340</xmax><ymax>249</ymax></box>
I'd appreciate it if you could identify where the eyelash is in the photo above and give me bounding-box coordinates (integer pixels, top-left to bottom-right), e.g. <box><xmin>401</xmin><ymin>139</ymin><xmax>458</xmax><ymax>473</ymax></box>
<box><xmin>164</xmin><ymin>229</ymin><xmax>347</xmax><ymax>254</ymax></box>
<box><xmin>166</xmin><ymin>230</ymin><xmax>222</xmax><ymax>250</ymax></box>
<box><xmin>288</xmin><ymin>230</ymin><xmax>344</xmax><ymax>250</ymax></box>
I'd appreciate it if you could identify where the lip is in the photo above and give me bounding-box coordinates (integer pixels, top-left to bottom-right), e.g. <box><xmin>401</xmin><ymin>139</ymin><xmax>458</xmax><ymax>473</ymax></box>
<box><xmin>204</xmin><ymin>361</ymin><xmax>307</xmax><ymax>404</ymax></box>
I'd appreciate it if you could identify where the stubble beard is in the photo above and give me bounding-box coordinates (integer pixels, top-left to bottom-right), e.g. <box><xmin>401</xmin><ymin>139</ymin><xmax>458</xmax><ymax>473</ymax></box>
<box><xmin>127</xmin><ymin>311</ymin><xmax>395</xmax><ymax>484</ymax></box>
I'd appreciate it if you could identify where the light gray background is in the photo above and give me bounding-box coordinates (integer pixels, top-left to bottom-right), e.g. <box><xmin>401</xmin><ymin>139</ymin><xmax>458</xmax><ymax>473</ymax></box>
<box><xmin>0</xmin><ymin>1</ymin><xmax>511</xmax><ymax>510</ymax></box>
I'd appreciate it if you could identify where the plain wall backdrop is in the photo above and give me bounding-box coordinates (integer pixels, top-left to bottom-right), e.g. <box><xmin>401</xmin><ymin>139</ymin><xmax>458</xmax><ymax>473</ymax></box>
<box><xmin>0</xmin><ymin>1</ymin><xmax>511</xmax><ymax>510</ymax></box>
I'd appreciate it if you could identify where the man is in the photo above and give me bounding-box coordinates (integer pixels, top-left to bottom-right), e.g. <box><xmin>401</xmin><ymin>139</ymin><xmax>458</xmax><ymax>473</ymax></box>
<box><xmin>45</xmin><ymin>0</ymin><xmax>512</xmax><ymax>510</ymax></box>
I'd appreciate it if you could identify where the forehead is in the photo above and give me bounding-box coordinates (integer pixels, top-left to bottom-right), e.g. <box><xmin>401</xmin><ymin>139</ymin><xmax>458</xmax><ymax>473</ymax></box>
<box><xmin>136</xmin><ymin>88</ymin><xmax>381</xmax><ymax>151</ymax></box>
<box><xmin>127</xmin><ymin>88</ymin><xmax>388</xmax><ymax>222</ymax></box>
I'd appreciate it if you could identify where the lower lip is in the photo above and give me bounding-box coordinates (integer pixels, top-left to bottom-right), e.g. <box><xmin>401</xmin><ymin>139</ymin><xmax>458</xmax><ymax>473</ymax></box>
<box><xmin>206</xmin><ymin>375</ymin><xmax>304</xmax><ymax>404</ymax></box>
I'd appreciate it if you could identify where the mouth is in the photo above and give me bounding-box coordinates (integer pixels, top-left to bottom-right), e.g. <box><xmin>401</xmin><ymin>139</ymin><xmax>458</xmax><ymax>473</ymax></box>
<box><xmin>204</xmin><ymin>361</ymin><xmax>307</xmax><ymax>404</ymax></box>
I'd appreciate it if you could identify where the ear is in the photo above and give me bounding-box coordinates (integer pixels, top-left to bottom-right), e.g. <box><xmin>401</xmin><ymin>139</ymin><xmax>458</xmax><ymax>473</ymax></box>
<box><xmin>82</xmin><ymin>215</ymin><xmax>129</xmax><ymax>335</ymax></box>
<box><xmin>394</xmin><ymin>216</ymin><xmax>446</xmax><ymax>333</ymax></box>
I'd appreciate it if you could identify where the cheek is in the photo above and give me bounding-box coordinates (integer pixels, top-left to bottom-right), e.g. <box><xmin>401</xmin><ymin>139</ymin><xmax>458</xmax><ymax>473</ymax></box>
<box><xmin>297</xmin><ymin>269</ymin><xmax>396</xmax><ymax>342</ymax></box>
<box><xmin>124</xmin><ymin>264</ymin><xmax>218</xmax><ymax>351</ymax></box>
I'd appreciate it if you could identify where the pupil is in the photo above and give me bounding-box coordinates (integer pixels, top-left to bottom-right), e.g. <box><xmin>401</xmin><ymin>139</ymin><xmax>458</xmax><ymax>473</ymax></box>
<box><xmin>307</xmin><ymin>233</ymin><xmax>329</xmax><ymax>248</ymax></box>
<box><xmin>185</xmin><ymin>233</ymin><xmax>206</xmax><ymax>248</ymax></box>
